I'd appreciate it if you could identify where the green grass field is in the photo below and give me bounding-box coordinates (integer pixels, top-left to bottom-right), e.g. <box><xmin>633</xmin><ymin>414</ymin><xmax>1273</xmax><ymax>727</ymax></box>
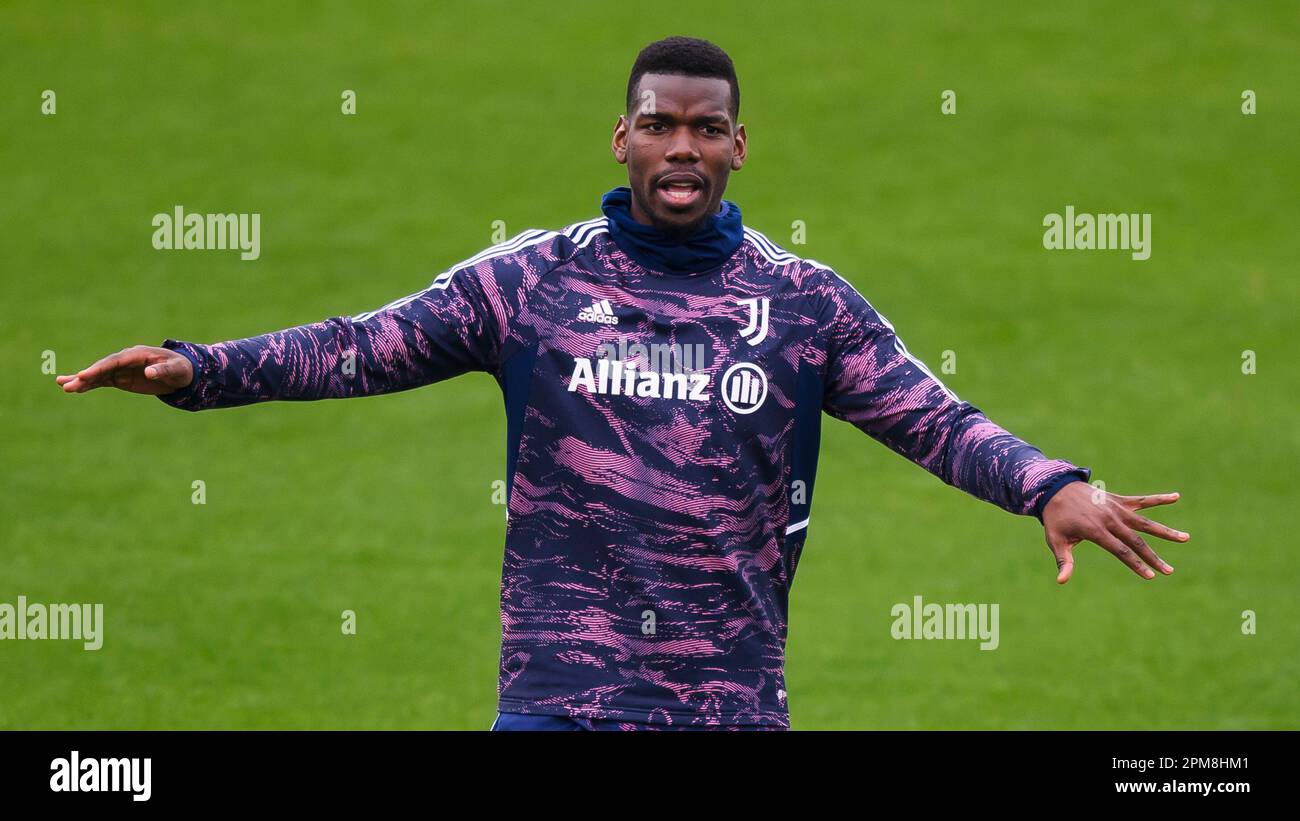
<box><xmin>2</xmin><ymin>1</ymin><xmax>1296</xmax><ymax>729</ymax></box>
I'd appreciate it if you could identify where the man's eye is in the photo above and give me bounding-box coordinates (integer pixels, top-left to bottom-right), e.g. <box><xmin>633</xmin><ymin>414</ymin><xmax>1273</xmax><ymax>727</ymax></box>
<box><xmin>644</xmin><ymin>122</ymin><xmax>667</xmax><ymax>132</ymax></box>
<box><xmin>702</xmin><ymin>126</ymin><xmax>722</xmax><ymax>136</ymax></box>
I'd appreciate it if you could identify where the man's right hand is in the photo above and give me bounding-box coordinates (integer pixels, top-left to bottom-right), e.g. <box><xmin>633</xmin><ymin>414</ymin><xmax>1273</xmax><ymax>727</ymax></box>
<box><xmin>56</xmin><ymin>345</ymin><xmax>194</xmax><ymax>395</ymax></box>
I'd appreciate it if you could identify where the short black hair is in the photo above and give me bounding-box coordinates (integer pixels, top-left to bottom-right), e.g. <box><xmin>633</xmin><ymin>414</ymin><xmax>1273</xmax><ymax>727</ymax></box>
<box><xmin>626</xmin><ymin>36</ymin><xmax>740</xmax><ymax>120</ymax></box>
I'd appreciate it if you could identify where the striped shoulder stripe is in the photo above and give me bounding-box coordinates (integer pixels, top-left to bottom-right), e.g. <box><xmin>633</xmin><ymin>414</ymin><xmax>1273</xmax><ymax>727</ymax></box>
<box><xmin>351</xmin><ymin>228</ymin><xmax>560</xmax><ymax>322</ymax></box>
<box><xmin>743</xmin><ymin>227</ymin><xmax>796</xmax><ymax>263</ymax></box>
<box><xmin>562</xmin><ymin>217</ymin><xmax>604</xmax><ymax>239</ymax></box>
<box><xmin>574</xmin><ymin>225</ymin><xmax>608</xmax><ymax>250</ymax></box>
<box><xmin>742</xmin><ymin>226</ymin><xmax>831</xmax><ymax>271</ymax></box>
<box><xmin>454</xmin><ymin>228</ymin><xmax>556</xmax><ymax>274</ymax></box>
<box><xmin>563</xmin><ymin>216</ymin><xmax>609</xmax><ymax>249</ymax></box>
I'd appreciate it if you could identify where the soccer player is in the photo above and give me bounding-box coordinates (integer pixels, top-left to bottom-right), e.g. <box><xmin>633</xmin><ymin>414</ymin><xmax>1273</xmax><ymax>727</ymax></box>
<box><xmin>57</xmin><ymin>36</ymin><xmax>1188</xmax><ymax>731</ymax></box>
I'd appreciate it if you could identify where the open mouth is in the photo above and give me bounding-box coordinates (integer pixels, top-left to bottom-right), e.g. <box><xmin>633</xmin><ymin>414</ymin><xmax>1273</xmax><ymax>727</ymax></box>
<box><xmin>655</xmin><ymin>174</ymin><xmax>705</xmax><ymax>209</ymax></box>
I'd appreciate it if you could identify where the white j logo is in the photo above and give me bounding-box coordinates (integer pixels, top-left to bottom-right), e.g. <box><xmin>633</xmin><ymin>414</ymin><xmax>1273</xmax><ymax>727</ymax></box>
<box><xmin>738</xmin><ymin>297</ymin><xmax>769</xmax><ymax>346</ymax></box>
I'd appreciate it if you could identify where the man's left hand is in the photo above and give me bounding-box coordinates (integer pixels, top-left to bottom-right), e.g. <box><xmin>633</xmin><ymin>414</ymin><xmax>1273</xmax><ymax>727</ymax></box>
<box><xmin>1042</xmin><ymin>482</ymin><xmax>1189</xmax><ymax>584</ymax></box>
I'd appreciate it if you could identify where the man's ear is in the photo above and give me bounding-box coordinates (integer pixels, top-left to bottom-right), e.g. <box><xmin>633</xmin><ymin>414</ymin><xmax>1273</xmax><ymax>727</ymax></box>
<box><xmin>731</xmin><ymin>123</ymin><xmax>747</xmax><ymax>171</ymax></box>
<box><xmin>611</xmin><ymin>114</ymin><xmax>629</xmax><ymax>164</ymax></box>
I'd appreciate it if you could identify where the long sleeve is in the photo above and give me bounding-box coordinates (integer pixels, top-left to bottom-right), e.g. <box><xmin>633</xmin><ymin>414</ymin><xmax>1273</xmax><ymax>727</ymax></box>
<box><xmin>158</xmin><ymin>230</ymin><xmax>562</xmax><ymax>412</ymax></box>
<box><xmin>817</xmin><ymin>269</ymin><xmax>1089</xmax><ymax>519</ymax></box>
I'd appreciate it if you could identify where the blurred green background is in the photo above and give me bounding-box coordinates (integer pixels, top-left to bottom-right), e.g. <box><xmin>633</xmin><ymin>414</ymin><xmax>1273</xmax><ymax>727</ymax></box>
<box><xmin>2</xmin><ymin>1</ymin><xmax>1296</xmax><ymax>729</ymax></box>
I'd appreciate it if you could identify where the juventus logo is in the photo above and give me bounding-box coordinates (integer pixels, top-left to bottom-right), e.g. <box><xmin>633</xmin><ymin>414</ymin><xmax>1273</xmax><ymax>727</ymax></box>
<box><xmin>738</xmin><ymin>297</ymin><xmax>769</xmax><ymax>346</ymax></box>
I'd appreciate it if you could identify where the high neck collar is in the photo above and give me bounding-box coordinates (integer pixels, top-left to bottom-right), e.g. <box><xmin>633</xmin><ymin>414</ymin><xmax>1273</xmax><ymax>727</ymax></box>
<box><xmin>600</xmin><ymin>186</ymin><xmax>744</xmax><ymax>276</ymax></box>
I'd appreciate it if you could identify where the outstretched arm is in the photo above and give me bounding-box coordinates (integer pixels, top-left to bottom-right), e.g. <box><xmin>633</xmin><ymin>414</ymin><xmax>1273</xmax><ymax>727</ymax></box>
<box><xmin>55</xmin><ymin>237</ymin><xmax>532</xmax><ymax>409</ymax></box>
<box><xmin>817</xmin><ymin>269</ymin><xmax>1188</xmax><ymax>582</ymax></box>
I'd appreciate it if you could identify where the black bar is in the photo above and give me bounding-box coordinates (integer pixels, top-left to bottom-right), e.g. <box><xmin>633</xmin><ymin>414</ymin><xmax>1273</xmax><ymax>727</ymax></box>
<box><xmin>1</xmin><ymin>730</ymin><xmax>1286</xmax><ymax>807</ymax></box>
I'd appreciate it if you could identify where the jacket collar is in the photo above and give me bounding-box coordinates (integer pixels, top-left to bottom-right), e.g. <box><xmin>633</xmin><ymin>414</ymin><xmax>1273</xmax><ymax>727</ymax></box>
<box><xmin>600</xmin><ymin>186</ymin><xmax>744</xmax><ymax>276</ymax></box>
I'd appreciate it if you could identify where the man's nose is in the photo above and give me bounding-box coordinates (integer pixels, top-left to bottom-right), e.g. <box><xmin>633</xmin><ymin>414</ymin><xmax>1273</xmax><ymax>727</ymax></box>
<box><xmin>664</xmin><ymin>127</ymin><xmax>700</xmax><ymax>162</ymax></box>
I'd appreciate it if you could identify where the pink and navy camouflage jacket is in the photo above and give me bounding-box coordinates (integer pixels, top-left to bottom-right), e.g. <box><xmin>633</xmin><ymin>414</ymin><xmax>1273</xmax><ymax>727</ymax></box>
<box><xmin>159</xmin><ymin>187</ymin><xmax>1088</xmax><ymax>728</ymax></box>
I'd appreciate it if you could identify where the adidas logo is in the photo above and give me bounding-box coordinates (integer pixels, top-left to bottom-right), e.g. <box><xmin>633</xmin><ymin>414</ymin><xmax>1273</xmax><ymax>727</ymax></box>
<box><xmin>577</xmin><ymin>298</ymin><xmax>619</xmax><ymax>325</ymax></box>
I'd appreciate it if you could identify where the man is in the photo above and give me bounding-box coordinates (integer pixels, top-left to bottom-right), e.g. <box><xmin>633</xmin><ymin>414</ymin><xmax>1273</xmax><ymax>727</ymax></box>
<box><xmin>57</xmin><ymin>36</ymin><xmax>1188</xmax><ymax>731</ymax></box>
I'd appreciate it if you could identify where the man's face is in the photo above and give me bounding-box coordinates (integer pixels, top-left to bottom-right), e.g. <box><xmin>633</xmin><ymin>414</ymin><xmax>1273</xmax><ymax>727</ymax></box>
<box><xmin>612</xmin><ymin>73</ymin><xmax>747</xmax><ymax>235</ymax></box>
